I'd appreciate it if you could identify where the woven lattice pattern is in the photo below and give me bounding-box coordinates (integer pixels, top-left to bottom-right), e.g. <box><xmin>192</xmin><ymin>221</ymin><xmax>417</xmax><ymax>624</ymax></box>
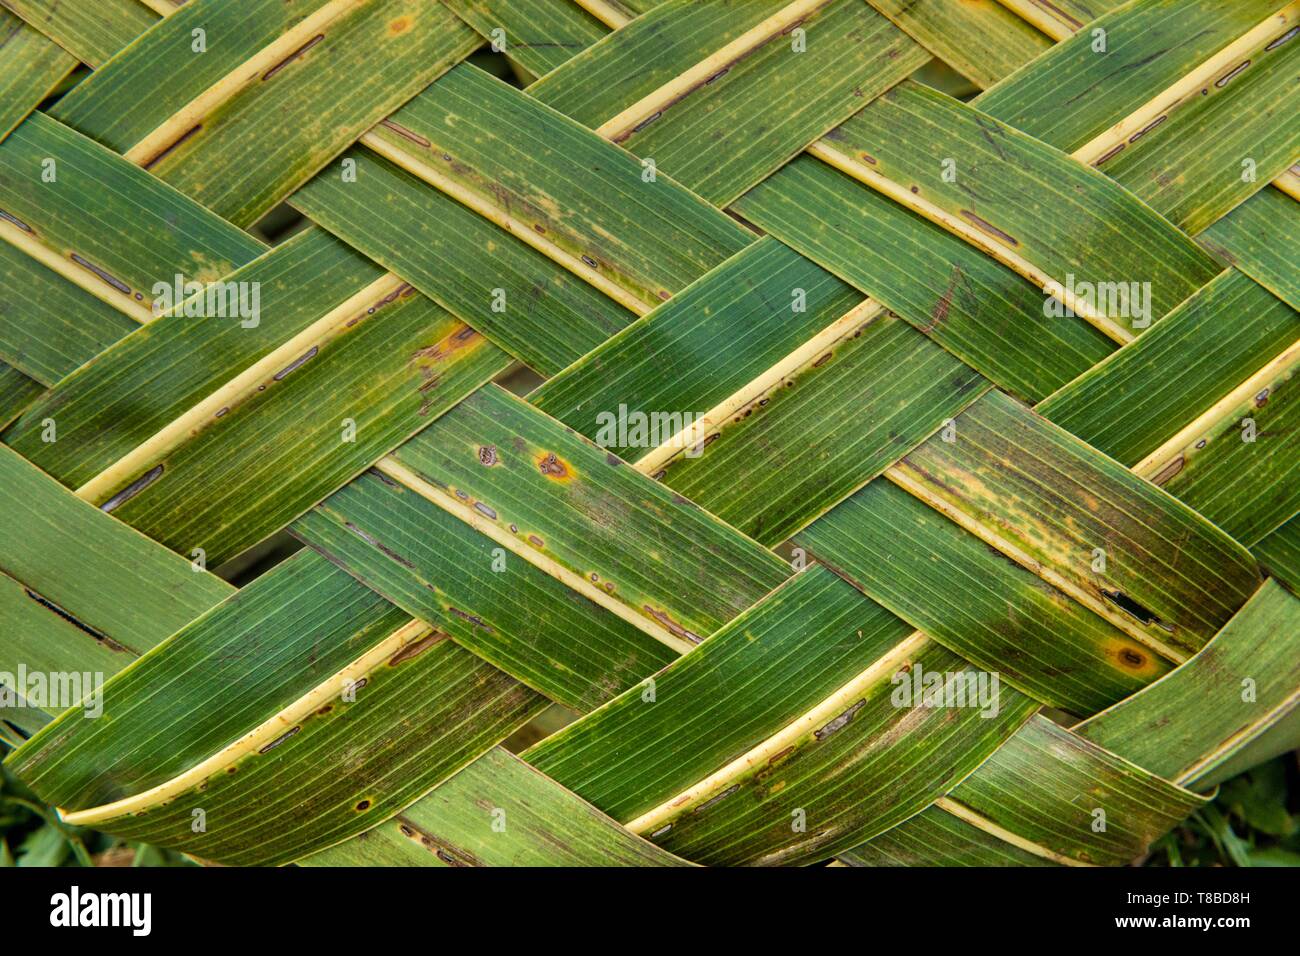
<box><xmin>0</xmin><ymin>0</ymin><xmax>1298</xmax><ymax>867</ymax></box>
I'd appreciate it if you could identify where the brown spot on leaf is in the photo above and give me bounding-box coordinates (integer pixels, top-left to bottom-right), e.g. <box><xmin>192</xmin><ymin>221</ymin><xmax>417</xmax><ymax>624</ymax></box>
<box><xmin>1150</xmin><ymin>455</ymin><xmax>1184</xmax><ymax>486</ymax></box>
<box><xmin>379</xmin><ymin>118</ymin><xmax>431</xmax><ymax>148</ymax></box>
<box><xmin>1118</xmin><ymin>648</ymin><xmax>1145</xmax><ymax>669</ymax></box>
<box><xmin>263</xmin><ymin>35</ymin><xmax>323</xmax><ymax>82</ymax></box>
<box><xmin>0</xmin><ymin>209</ymin><xmax>34</xmax><ymax>233</ymax></box>
<box><xmin>959</xmin><ymin>210</ymin><xmax>1018</xmax><ymax>246</ymax></box>
<box><xmin>1094</xmin><ymin>143</ymin><xmax>1125</xmax><ymax>167</ymax></box>
<box><xmin>815</xmin><ymin>699</ymin><xmax>865</xmax><ymax>740</ymax></box>
<box><xmin>388</xmin><ymin>631</ymin><xmax>445</xmax><ymax>666</ymax></box>
<box><xmin>643</xmin><ymin>606</ymin><xmax>702</xmax><ymax>644</ymax></box>
<box><xmin>23</xmin><ymin>587</ymin><xmax>130</xmax><ymax>652</ymax></box>
<box><xmin>537</xmin><ymin>451</ymin><xmax>573</xmax><ymax>480</ymax></box>
<box><xmin>344</xmin><ymin>521</ymin><xmax>416</xmax><ymax>569</ymax></box>
<box><xmin>259</xmin><ymin>726</ymin><xmax>300</xmax><ymax>754</ymax></box>
<box><xmin>395</xmin><ymin>816</ymin><xmax>483</xmax><ymax>866</ymax></box>
<box><xmin>69</xmin><ymin>253</ymin><xmax>132</xmax><ymax>295</ymax></box>
<box><xmin>921</xmin><ymin>265</ymin><xmax>963</xmax><ymax>334</ymax></box>
<box><xmin>448</xmin><ymin>608</ymin><xmax>494</xmax><ymax>633</ymax></box>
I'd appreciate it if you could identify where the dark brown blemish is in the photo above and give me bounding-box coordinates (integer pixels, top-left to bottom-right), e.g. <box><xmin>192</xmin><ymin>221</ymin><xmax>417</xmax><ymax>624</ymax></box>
<box><xmin>478</xmin><ymin>444</ymin><xmax>498</xmax><ymax>466</ymax></box>
<box><xmin>1118</xmin><ymin>648</ymin><xmax>1146</xmax><ymax>669</ymax></box>
<box><xmin>1094</xmin><ymin>143</ymin><xmax>1126</xmax><ymax>167</ymax></box>
<box><xmin>69</xmin><ymin>253</ymin><xmax>131</xmax><ymax>295</ymax></box>
<box><xmin>388</xmin><ymin>631</ymin><xmax>444</xmax><ymax>666</ymax></box>
<box><xmin>767</xmin><ymin>745</ymin><xmax>795</xmax><ymax>767</ymax></box>
<box><xmin>23</xmin><ymin>587</ymin><xmax>128</xmax><ymax>652</ymax></box>
<box><xmin>815</xmin><ymin>699</ymin><xmax>865</xmax><ymax>740</ymax></box>
<box><xmin>1266</xmin><ymin>27</ymin><xmax>1298</xmax><ymax>50</ymax></box>
<box><xmin>448</xmin><ymin>607</ymin><xmax>494</xmax><ymax>633</ymax></box>
<box><xmin>263</xmin><ymin>35</ymin><xmax>324</xmax><ymax>82</ymax></box>
<box><xmin>369</xmin><ymin>282</ymin><xmax>414</xmax><ymax>316</ymax></box>
<box><xmin>141</xmin><ymin>124</ymin><xmax>202</xmax><ymax>171</ymax></box>
<box><xmin>0</xmin><ymin>208</ymin><xmax>33</xmax><ymax>233</ymax></box>
<box><xmin>100</xmin><ymin>465</ymin><xmax>164</xmax><ymax>513</ymax></box>
<box><xmin>1150</xmin><ymin>455</ymin><xmax>1184</xmax><ymax>486</ymax></box>
<box><xmin>1128</xmin><ymin>114</ymin><xmax>1167</xmax><ymax>144</ymax></box>
<box><xmin>473</xmin><ymin>501</ymin><xmax>498</xmax><ymax>520</ymax></box>
<box><xmin>921</xmin><ymin>265</ymin><xmax>963</xmax><ymax>334</ymax></box>
<box><xmin>1031</xmin><ymin>0</ymin><xmax>1084</xmax><ymax>30</ymax></box>
<box><xmin>643</xmin><ymin>606</ymin><xmax>702</xmax><ymax>645</ymax></box>
<box><xmin>1100</xmin><ymin>588</ymin><xmax>1174</xmax><ymax>632</ymax></box>
<box><xmin>1214</xmin><ymin>60</ymin><xmax>1250</xmax><ymax>88</ymax></box>
<box><xmin>379</xmin><ymin>119</ymin><xmax>432</xmax><ymax>148</ymax></box>
<box><xmin>693</xmin><ymin>784</ymin><xmax>740</xmax><ymax>814</ymax></box>
<box><xmin>344</xmin><ymin>521</ymin><xmax>416</xmax><ymax>569</ymax></box>
<box><xmin>355</xmin><ymin>799</ymin><xmax>372</xmax><ymax>811</ymax></box>
<box><xmin>396</xmin><ymin>816</ymin><xmax>482</xmax><ymax>866</ymax></box>
<box><xmin>258</xmin><ymin>726</ymin><xmax>301</xmax><ymax>754</ymax></box>
<box><xmin>537</xmin><ymin>451</ymin><xmax>570</xmax><ymax>479</ymax></box>
<box><xmin>273</xmin><ymin>346</ymin><xmax>317</xmax><ymax>381</ymax></box>
<box><xmin>527</xmin><ymin>534</ymin><xmax>545</xmax><ymax>549</ymax></box>
<box><xmin>410</xmin><ymin>324</ymin><xmax>478</xmax><ymax>366</ymax></box>
<box><xmin>959</xmin><ymin>211</ymin><xmax>1019</xmax><ymax>246</ymax></box>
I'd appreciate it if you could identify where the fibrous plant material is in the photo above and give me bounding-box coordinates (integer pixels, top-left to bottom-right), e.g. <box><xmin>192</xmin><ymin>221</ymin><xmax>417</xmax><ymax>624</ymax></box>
<box><xmin>0</xmin><ymin>0</ymin><xmax>1297</xmax><ymax>868</ymax></box>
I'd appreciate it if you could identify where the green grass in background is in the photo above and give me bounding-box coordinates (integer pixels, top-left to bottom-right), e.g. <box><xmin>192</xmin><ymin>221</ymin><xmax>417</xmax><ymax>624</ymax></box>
<box><xmin>1</xmin><ymin>750</ymin><xmax>192</xmax><ymax>867</ymax></box>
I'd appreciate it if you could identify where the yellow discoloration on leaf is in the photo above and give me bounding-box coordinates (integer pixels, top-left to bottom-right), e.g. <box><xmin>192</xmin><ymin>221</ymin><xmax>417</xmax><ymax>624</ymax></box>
<box><xmin>536</xmin><ymin>450</ymin><xmax>578</xmax><ymax>482</ymax></box>
<box><xmin>1101</xmin><ymin>637</ymin><xmax>1167</xmax><ymax>681</ymax></box>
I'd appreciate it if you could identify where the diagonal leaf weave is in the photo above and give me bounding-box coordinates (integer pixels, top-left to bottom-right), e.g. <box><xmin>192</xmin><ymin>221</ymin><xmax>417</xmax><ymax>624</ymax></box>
<box><xmin>0</xmin><ymin>0</ymin><xmax>1298</xmax><ymax>867</ymax></box>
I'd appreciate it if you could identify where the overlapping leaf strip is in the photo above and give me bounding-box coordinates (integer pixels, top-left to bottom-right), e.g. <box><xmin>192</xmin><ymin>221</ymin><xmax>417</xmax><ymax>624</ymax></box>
<box><xmin>0</xmin><ymin>0</ymin><xmax>1296</xmax><ymax>866</ymax></box>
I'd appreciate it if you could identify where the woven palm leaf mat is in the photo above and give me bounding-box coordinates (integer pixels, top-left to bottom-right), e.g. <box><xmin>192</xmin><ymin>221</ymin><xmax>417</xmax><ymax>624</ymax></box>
<box><xmin>0</xmin><ymin>0</ymin><xmax>1297</xmax><ymax>868</ymax></box>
